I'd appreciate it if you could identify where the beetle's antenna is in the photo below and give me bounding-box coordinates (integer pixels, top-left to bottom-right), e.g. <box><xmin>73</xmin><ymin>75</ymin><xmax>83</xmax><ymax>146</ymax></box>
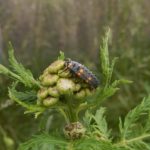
<box><xmin>58</xmin><ymin>61</ymin><xmax>68</xmax><ymax>74</ymax></box>
<box><xmin>59</xmin><ymin>67</ymin><xmax>68</xmax><ymax>74</ymax></box>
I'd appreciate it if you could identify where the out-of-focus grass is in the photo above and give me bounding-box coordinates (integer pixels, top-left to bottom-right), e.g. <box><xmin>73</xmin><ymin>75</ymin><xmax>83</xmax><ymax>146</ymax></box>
<box><xmin>0</xmin><ymin>0</ymin><xmax>150</xmax><ymax>149</ymax></box>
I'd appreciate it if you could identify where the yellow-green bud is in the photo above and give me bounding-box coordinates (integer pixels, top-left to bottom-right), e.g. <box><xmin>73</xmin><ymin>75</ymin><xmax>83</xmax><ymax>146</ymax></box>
<box><xmin>85</xmin><ymin>88</ymin><xmax>92</xmax><ymax>96</ymax></box>
<box><xmin>39</xmin><ymin>68</ymin><xmax>49</xmax><ymax>81</ymax></box>
<box><xmin>64</xmin><ymin>122</ymin><xmax>86</xmax><ymax>140</ymax></box>
<box><xmin>72</xmin><ymin>77</ymin><xmax>82</xmax><ymax>83</ymax></box>
<box><xmin>3</xmin><ymin>136</ymin><xmax>14</xmax><ymax>149</ymax></box>
<box><xmin>43</xmin><ymin>97</ymin><xmax>58</xmax><ymax>107</ymax></box>
<box><xmin>81</xmin><ymin>82</ymin><xmax>89</xmax><ymax>88</ymax></box>
<box><xmin>43</xmin><ymin>68</ymin><xmax>49</xmax><ymax>74</ymax></box>
<box><xmin>42</xmin><ymin>74</ymin><xmax>59</xmax><ymax>86</ymax></box>
<box><xmin>58</xmin><ymin>69</ymin><xmax>71</xmax><ymax>78</ymax></box>
<box><xmin>74</xmin><ymin>89</ymin><xmax>86</xmax><ymax>100</ymax></box>
<box><xmin>37</xmin><ymin>88</ymin><xmax>48</xmax><ymax>99</ymax></box>
<box><xmin>48</xmin><ymin>87</ymin><xmax>59</xmax><ymax>97</ymax></box>
<box><xmin>37</xmin><ymin>99</ymin><xmax>41</xmax><ymax>105</ymax></box>
<box><xmin>57</xmin><ymin>78</ymin><xmax>76</xmax><ymax>95</ymax></box>
<box><xmin>39</xmin><ymin>75</ymin><xmax>43</xmax><ymax>81</ymax></box>
<box><xmin>74</xmin><ymin>83</ymin><xmax>81</xmax><ymax>92</ymax></box>
<box><xmin>48</xmin><ymin>60</ymin><xmax>65</xmax><ymax>73</ymax></box>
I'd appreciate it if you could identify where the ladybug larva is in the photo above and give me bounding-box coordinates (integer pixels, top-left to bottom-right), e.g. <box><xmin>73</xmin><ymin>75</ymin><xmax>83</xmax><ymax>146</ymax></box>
<box><xmin>64</xmin><ymin>59</ymin><xmax>99</xmax><ymax>89</ymax></box>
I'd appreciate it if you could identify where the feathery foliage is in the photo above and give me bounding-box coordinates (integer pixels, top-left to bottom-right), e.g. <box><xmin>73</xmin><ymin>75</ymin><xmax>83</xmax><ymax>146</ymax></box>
<box><xmin>19</xmin><ymin>133</ymin><xmax>116</xmax><ymax>150</ymax></box>
<box><xmin>19</xmin><ymin>133</ymin><xmax>68</xmax><ymax>150</ymax></box>
<box><xmin>18</xmin><ymin>96</ymin><xmax>150</xmax><ymax>150</ymax></box>
<box><xmin>8</xmin><ymin>86</ymin><xmax>45</xmax><ymax>115</ymax></box>
<box><xmin>1</xmin><ymin>29</ymin><xmax>150</xmax><ymax>150</ymax></box>
<box><xmin>0</xmin><ymin>42</ymin><xmax>40</xmax><ymax>88</ymax></box>
<box><xmin>58</xmin><ymin>51</ymin><xmax>65</xmax><ymax>60</ymax></box>
<box><xmin>0</xmin><ymin>43</ymin><xmax>45</xmax><ymax>116</ymax></box>
<box><xmin>86</xmin><ymin>28</ymin><xmax>131</xmax><ymax>108</ymax></box>
<box><xmin>84</xmin><ymin>107</ymin><xmax>111</xmax><ymax>141</ymax></box>
<box><xmin>117</xmin><ymin>96</ymin><xmax>150</xmax><ymax>149</ymax></box>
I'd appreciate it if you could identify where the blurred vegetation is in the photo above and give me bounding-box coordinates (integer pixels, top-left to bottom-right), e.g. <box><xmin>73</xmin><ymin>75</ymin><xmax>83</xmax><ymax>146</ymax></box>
<box><xmin>0</xmin><ymin>0</ymin><xmax>150</xmax><ymax>149</ymax></box>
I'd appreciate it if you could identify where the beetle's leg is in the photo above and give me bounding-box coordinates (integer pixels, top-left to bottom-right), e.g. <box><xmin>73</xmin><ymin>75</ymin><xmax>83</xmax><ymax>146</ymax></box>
<box><xmin>59</xmin><ymin>67</ymin><xmax>68</xmax><ymax>74</ymax></box>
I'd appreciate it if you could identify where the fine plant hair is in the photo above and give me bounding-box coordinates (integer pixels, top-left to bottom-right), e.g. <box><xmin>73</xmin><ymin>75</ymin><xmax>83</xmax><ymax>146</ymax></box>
<box><xmin>0</xmin><ymin>29</ymin><xmax>150</xmax><ymax>150</ymax></box>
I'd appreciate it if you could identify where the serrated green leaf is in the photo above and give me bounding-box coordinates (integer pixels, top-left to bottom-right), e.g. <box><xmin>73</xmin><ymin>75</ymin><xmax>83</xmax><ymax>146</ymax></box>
<box><xmin>111</xmin><ymin>79</ymin><xmax>132</xmax><ymax>88</ymax></box>
<box><xmin>8</xmin><ymin>85</ymin><xmax>45</xmax><ymax>114</ymax></box>
<box><xmin>73</xmin><ymin>138</ymin><xmax>115</xmax><ymax>150</ymax></box>
<box><xmin>7</xmin><ymin>42</ymin><xmax>40</xmax><ymax>88</ymax></box>
<box><xmin>0</xmin><ymin>64</ymin><xmax>22</xmax><ymax>81</ymax></box>
<box><xmin>119</xmin><ymin>96</ymin><xmax>150</xmax><ymax>140</ymax></box>
<box><xmin>93</xmin><ymin>107</ymin><xmax>111</xmax><ymax>139</ymax></box>
<box><xmin>83</xmin><ymin>107</ymin><xmax>111</xmax><ymax>141</ymax></box>
<box><xmin>100</xmin><ymin>28</ymin><xmax>110</xmax><ymax>87</ymax></box>
<box><xmin>58</xmin><ymin>51</ymin><xmax>65</xmax><ymax>60</ymax></box>
<box><xmin>116</xmin><ymin>96</ymin><xmax>150</xmax><ymax>149</ymax></box>
<box><xmin>18</xmin><ymin>133</ymin><xmax>68</xmax><ymax>150</ymax></box>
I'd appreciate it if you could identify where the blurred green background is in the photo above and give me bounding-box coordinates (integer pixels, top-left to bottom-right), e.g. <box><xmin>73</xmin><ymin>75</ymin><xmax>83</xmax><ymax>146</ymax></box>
<box><xmin>0</xmin><ymin>0</ymin><xmax>150</xmax><ymax>149</ymax></box>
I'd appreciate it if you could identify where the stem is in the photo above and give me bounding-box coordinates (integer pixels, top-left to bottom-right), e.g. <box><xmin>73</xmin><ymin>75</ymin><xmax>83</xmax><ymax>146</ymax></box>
<box><xmin>58</xmin><ymin>108</ymin><xmax>69</xmax><ymax>124</ymax></box>
<box><xmin>76</xmin><ymin>102</ymin><xmax>89</xmax><ymax>115</ymax></box>
<box><xmin>115</xmin><ymin>134</ymin><xmax>150</xmax><ymax>147</ymax></box>
<box><xmin>127</xmin><ymin>134</ymin><xmax>150</xmax><ymax>143</ymax></box>
<box><xmin>67</xmin><ymin>100</ymin><xmax>78</xmax><ymax>122</ymax></box>
<box><xmin>0</xmin><ymin>125</ymin><xmax>6</xmax><ymax>136</ymax></box>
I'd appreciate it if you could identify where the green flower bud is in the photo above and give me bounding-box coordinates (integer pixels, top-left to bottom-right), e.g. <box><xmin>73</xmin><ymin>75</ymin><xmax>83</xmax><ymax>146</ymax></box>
<box><xmin>58</xmin><ymin>69</ymin><xmax>71</xmax><ymax>78</ymax></box>
<box><xmin>85</xmin><ymin>88</ymin><xmax>92</xmax><ymax>96</ymax></box>
<box><xmin>74</xmin><ymin>83</ymin><xmax>81</xmax><ymax>92</ymax></box>
<box><xmin>72</xmin><ymin>77</ymin><xmax>82</xmax><ymax>83</ymax></box>
<box><xmin>64</xmin><ymin>122</ymin><xmax>86</xmax><ymax>140</ymax></box>
<box><xmin>43</xmin><ymin>68</ymin><xmax>49</xmax><ymax>76</ymax></box>
<box><xmin>48</xmin><ymin>87</ymin><xmax>59</xmax><ymax>97</ymax></box>
<box><xmin>81</xmin><ymin>82</ymin><xmax>89</xmax><ymax>88</ymax></box>
<box><xmin>74</xmin><ymin>89</ymin><xmax>86</xmax><ymax>100</ymax></box>
<box><xmin>42</xmin><ymin>74</ymin><xmax>59</xmax><ymax>86</ymax></box>
<box><xmin>3</xmin><ymin>136</ymin><xmax>14</xmax><ymax>149</ymax></box>
<box><xmin>37</xmin><ymin>88</ymin><xmax>48</xmax><ymax>99</ymax></box>
<box><xmin>57</xmin><ymin>78</ymin><xmax>76</xmax><ymax>95</ymax></box>
<box><xmin>37</xmin><ymin>99</ymin><xmax>41</xmax><ymax>105</ymax></box>
<box><xmin>48</xmin><ymin>60</ymin><xmax>65</xmax><ymax>73</ymax></box>
<box><xmin>39</xmin><ymin>75</ymin><xmax>43</xmax><ymax>81</ymax></box>
<box><xmin>39</xmin><ymin>68</ymin><xmax>49</xmax><ymax>81</ymax></box>
<box><xmin>43</xmin><ymin>97</ymin><xmax>58</xmax><ymax>107</ymax></box>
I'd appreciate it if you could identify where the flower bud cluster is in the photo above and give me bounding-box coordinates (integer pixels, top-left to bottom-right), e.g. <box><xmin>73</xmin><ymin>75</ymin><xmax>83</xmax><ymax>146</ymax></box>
<box><xmin>37</xmin><ymin>60</ymin><xmax>93</xmax><ymax>107</ymax></box>
<box><xmin>63</xmin><ymin>122</ymin><xmax>86</xmax><ymax>140</ymax></box>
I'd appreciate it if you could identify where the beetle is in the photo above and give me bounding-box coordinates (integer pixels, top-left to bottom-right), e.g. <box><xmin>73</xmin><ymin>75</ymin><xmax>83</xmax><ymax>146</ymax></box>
<box><xmin>64</xmin><ymin>59</ymin><xmax>99</xmax><ymax>88</ymax></box>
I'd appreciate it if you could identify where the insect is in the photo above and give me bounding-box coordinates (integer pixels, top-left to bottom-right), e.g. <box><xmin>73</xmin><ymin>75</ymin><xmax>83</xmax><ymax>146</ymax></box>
<box><xmin>64</xmin><ymin>59</ymin><xmax>99</xmax><ymax>88</ymax></box>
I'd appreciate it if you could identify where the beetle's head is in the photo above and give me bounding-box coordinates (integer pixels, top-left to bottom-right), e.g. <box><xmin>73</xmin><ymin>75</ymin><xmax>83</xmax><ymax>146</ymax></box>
<box><xmin>64</xmin><ymin>58</ymin><xmax>71</xmax><ymax>67</ymax></box>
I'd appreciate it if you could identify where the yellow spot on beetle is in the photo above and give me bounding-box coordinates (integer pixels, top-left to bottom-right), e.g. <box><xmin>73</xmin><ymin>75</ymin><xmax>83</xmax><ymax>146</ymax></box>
<box><xmin>88</xmin><ymin>77</ymin><xmax>92</xmax><ymax>81</ymax></box>
<box><xmin>79</xmin><ymin>69</ymin><xmax>84</xmax><ymax>73</ymax></box>
<box><xmin>77</xmin><ymin>72</ymin><xmax>81</xmax><ymax>76</ymax></box>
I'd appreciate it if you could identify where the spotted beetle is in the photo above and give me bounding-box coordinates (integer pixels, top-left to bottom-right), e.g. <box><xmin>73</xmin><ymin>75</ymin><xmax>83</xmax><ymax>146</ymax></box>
<box><xmin>64</xmin><ymin>59</ymin><xmax>99</xmax><ymax>88</ymax></box>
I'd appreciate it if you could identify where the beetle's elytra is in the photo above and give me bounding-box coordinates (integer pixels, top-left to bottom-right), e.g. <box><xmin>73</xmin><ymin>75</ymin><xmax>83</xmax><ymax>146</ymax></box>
<box><xmin>64</xmin><ymin>59</ymin><xmax>99</xmax><ymax>88</ymax></box>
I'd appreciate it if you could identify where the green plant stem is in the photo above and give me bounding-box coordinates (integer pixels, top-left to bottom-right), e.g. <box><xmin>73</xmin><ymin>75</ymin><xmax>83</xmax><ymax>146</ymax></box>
<box><xmin>67</xmin><ymin>100</ymin><xmax>78</xmax><ymax>122</ymax></box>
<box><xmin>127</xmin><ymin>134</ymin><xmax>150</xmax><ymax>143</ymax></box>
<box><xmin>58</xmin><ymin>108</ymin><xmax>69</xmax><ymax>124</ymax></box>
<box><xmin>115</xmin><ymin>134</ymin><xmax>150</xmax><ymax>147</ymax></box>
<box><xmin>0</xmin><ymin>125</ymin><xmax>6</xmax><ymax>136</ymax></box>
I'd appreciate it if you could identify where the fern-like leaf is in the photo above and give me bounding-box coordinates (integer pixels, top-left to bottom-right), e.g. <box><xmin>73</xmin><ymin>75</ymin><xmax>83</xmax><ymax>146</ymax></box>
<box><xmin>119</xmin><ymin>96</ymin><xmax>150</xmax><ymax>140</ymax></box>
<box><xmin>7</xmin><ymin>42</ymin><xmax>40</xmax><ymax>88</ymax></box>
<box><xmin>73</xmin><ymin>138</ymin><xmax>114</xmax><ymax>150</ymax></box>
<box><xmin>116</xmin><ymin>96</ymin><xmax>150</xmax><ymax>149</ymax></box>
<box><xmin>84</xmin><ymin>107</ymin><xmax>111</xmax><ymax>141</ymax></box>
<box><xmin>58</xmin><ymin>51</ymin><xmax>65</xmax><ymax>60</ymax></box>
<box><xmin>86</xmin><ymin>28</ymin><xmax>131</xmax><ymax>109</ymax></box>
<box><xmin>8</xmin><ymin>84</ymin><xmax>45</xmax><ymax>115</ymax></box>
<box><xmin>18</xmin><ymin>133</ymin><xmax>68</xmax><ymax>150</ymax></box>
